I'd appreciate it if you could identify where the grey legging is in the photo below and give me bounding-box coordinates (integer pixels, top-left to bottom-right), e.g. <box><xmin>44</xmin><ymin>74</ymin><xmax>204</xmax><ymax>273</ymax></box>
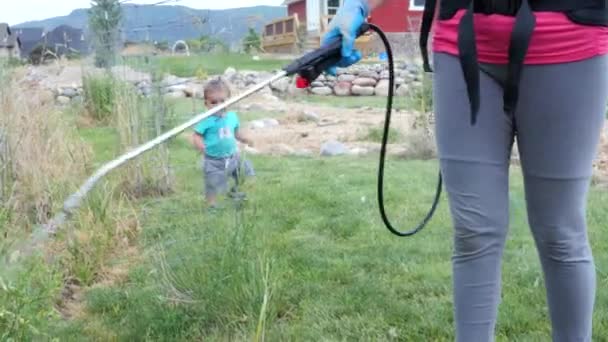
<box><xmin>433</xmin><ymin>52</ymin><xmax>608</xmax><ymax>341</ymax></box>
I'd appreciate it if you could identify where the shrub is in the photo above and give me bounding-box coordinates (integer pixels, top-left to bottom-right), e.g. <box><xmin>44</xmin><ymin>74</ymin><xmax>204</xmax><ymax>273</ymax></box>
<box><xmin>83</xmin><ymin>73</ymin><xmax>116</xmax><ymax>123</ymax></box>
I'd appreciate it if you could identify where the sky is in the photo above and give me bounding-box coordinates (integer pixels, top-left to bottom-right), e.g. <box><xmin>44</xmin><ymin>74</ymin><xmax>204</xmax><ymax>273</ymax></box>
<box><xmin>1</xmin><ymin>0</ymin><xmax>284</xmax><ymax>26</ymax></box>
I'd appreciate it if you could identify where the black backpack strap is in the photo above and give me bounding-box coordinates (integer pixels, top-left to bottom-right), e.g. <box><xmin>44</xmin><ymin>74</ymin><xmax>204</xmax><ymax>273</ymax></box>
<box><xmin>457</xmin><ymin>0</ymin><xmax>480</xmax><ymax>125</ymax></box>
<box><xmin>503</xmin><ymin>0</ymin><xmax>536</xmax><ymax>115</ymax></box>
<box><xmin>418</xmin><ymin>0</ymin><xmax>604</xmax><ymax>126</ymax></box>
<box><xmin>420</xmin><ymin>0</ymin><xmax>438</xmax><ymax>72</ymax></box>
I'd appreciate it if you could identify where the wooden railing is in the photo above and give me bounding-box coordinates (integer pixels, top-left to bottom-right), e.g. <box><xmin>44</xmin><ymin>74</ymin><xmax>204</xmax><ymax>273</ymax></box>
<box><xmin>261</xmin><ymin>13</ymin><xmax>373</xmax><ymax>54</ymax></box>
<box><xmin>261</xmin><ymin>14</ymin><xmax>302</xmax><ymax>53</ymax></box>
<box><xmin>319</xmin><ymin>15</ymin><xmax>373</xmax><ymax>55</ymax></box>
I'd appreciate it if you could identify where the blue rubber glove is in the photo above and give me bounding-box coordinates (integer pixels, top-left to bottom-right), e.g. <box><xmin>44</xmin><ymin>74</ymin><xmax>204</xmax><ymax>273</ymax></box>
<box><xmin>320</xmin><ymin>0</ymin><xmax>370</xmax><ymax>76</ymax></box>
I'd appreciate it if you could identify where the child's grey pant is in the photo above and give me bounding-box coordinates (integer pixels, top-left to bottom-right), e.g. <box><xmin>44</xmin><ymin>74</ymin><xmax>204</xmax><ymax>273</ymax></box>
<box><xmin>433</xmin><ymin>52</ymin><xmax>608</xmax><ymax>342</ymax></box>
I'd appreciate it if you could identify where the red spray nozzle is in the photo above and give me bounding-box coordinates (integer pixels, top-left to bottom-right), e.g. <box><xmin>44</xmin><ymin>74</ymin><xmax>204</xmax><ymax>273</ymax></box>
<box><xmin>295</xmin><ymin>76</ymin><xmax>310</xmax><ymax>89</ymax></box>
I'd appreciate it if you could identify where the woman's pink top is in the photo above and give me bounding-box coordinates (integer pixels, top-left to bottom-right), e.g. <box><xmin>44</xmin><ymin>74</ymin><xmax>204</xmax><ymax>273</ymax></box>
<box><xmin>432</xmin><ymin>9</ymin><xmax>608</xmax><ymax>65</ymax></box>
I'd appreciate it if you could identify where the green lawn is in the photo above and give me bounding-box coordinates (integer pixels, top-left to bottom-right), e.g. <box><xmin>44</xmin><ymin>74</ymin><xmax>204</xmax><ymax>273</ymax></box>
<box><xmin>2</xmin><ymin>87</ymin><xmax>607</xmax><ymax>340</ymax></box>
<box><xmin>54</xmin><ymin>127</ymin><xmax>608</xmax><ymax>340</ymax></box>
<box><xmin>125</xmin><ymin>53</ymin><xmax>287</xmax><ymax>77</ymax></box>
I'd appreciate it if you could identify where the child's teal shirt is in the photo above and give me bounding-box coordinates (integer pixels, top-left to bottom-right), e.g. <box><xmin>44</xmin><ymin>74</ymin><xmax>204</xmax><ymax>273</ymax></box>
<box><xmin>194</xmin><ymin>111</ymin><xmax>240</xmax><ymax>158</ymax></box>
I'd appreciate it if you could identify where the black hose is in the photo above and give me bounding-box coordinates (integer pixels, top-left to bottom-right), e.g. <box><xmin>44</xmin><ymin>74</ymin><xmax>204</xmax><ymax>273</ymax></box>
<box><xmin>368</xmin><ymin>23</ymin><xmax>443</xmax><ymax>237</ymax></box>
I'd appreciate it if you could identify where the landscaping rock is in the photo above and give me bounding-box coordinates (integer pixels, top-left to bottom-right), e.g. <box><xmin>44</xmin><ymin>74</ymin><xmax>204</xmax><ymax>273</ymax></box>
<box><xmin>262</xmin><ymin>118</ymin><xmax>280</xmax><ymax>127</ymax></box>
<box><xmin>320</xmin><ymin>140</ymin><xmax>348</xmax><ymax>156</ymax></box>
<box><xmin>164</xmin><ymin>91</ymin><xmax>185</xmax><ymax>99</ymax></box>
<box><xmin>352</xmin><ymin>85</ymin><xmax>375</xmax><ymax>96</ymax></box>
<box><xmin>270</xmin><ymin>77</ymin><xmax>290</xmax><ymax>93</ymax></box>
<box><xmin>249</xmin><ymin>118</ymin><xmax>279</xmax><ymax>130</ymax></box>
<box><xmin>249</xmin><ymin>120</ymin><xmax>266</xmax><ymax>129</ymax></box>
<box><xmin>352</xmin><ymin>77</ymin><xmax>377</xmax><ymax>87</ymax></box>
<box><xmin>299</xmin><ymin>110</ymin><xmax>320</xmax><ymax>122</ymax></box>
<box><xmin>374</xmin><ymin>79</ymin><xmax>392</xmax><ymax>96</ymax></box>
<box><xmin>311</xmin><ymin>86</ymin><xmax>333</xmax><ymax>96</ymax></box>
<box><xmin>287</xmin><ymin>83</ymin><xmax>308</xmax><ymax>96</ymax></box>
<box><xmin>396</xmin><ymin>84</ymin><xmax>410</xmax><ymax>96</ymax></box>
<box><xmin>358</xmin><ymin>70</ymin><xmax>379</xmax><ymax>79</ymax></box>
<box><xmin>56</xmin><ymin>96</ymin><xmax>71</xmax><ymax>105</ymax></box>
<box><xmin>338</xmin><ymin>74</ymin><xmax>356</xmax><ymax>82</ymax></box>
<box><xmin>334</xmin><ymin>81</ymin><xmax>352</xmax><ymax>96</ymax></box>
<box><xmin>60</xmin><ymin>87</ymin><xmax>78</xmax><ymax>98</ymax></box>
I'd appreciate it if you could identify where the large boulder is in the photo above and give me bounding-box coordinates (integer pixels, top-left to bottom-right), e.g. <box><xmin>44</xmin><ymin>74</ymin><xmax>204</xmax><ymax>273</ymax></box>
<box><xmin>270</xmin><ymin>77</ymin><xmax>290</xmax><ymax>93</ymax></box>
<box><xmin>311</xmin><ymin>86</ymin><xmax>333</xmax><ymax>96</ymax></box>
<box><xmin>56</xmin><ymin>96</ymin><xmax>71</xmax><ymax>105</ymax></box>
<box><xmin>358</xmin><ymin>70</ymin><xmax>379</xmax><ymax>79</ymax></box>
<box><xmin>334</xmin><ymin>81</ymin><xmax>352</xmax><ymax>96</ymax></box>
<box><xmin>164</xmin><ymin>91</ymin><xmax>185</xmax><ymax>99</ymax></box>
<box><xmin>298</xmin><ymin>110</ymin><xmax>320</xmax><ymax>122</ymax></box>
<box><xmin>60</xmin><ymin>87</ymin><xmax>78</xmax><ymax>98</ymax></box>
<box><xmin>249</xmin><ymin>118</ymin><xmax>279</xmax><ymax>129</ymax></box>
<box><xmin>338</xmin><ymin>74</ymin><xmax>356</xmax><ymax>82</ymax></box>
<box><xmin>320</xmin><ymin>140</ymin><xmax>347</xmax><ymax>156</ymax></box>
<box><xmin>374</xmin><ymin>79</ymin><xmax>393</xmax><ymax>96</ymax></box>
<box><xmin>352</xmin><ymin>77</ymin><xmax>377</xmax><ymax>87</ymax></box>
<box><xmin>396</xmin><ymin>84</ymin><xmax>410</xmax><ymax>97</ymax></box>
<box><xmin>287</xmin><ymin>83</ymin><xmax>308</xmax><ymax>96</ymax></box>
<box><xmin>351</xmin><ymin>85</ymin><xmax>375</xmax><ymax>96</ymax></box>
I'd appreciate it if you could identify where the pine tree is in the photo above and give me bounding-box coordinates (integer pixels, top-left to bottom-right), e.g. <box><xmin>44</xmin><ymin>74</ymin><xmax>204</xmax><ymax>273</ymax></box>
<box><xmin>88</xmin><ymin>0</ymin><xmax>123</xmax><ymax>68</ymax></box>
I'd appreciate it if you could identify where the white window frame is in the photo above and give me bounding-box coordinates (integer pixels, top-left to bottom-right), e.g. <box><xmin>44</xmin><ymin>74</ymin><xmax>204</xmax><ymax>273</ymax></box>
<box><xmin>409</xmin><ymin>0</ymin><xmax>425</xmax><ymax>11</ymax></box>
<box><xmin>325</xmin><ymin>0</ymin><xmax>344</xmax><ymax>16</ymax></box>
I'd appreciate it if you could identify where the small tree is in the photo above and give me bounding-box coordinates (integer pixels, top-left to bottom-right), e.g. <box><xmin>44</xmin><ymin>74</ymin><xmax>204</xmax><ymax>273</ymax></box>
<box><xmin>199</xmin><ymin>35</ymin><xmax>228</xmax><ymax>53</ymax></box>
<box><xmin>89</xmin><ymin>0</ymin><xmax>123</xmax><ymax>68</ymax></box>
<box><xmin>242</xmin><ymin>28</ymin><xmax>261</xmax><ymax>54</ymax></box>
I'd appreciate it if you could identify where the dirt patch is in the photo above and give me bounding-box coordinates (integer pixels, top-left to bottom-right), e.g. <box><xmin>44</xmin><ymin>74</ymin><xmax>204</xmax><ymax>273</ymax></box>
<box><xmin>235</xmin><ymin>95</ymin><xmax>426</xmax><ymax>157</ymax></box>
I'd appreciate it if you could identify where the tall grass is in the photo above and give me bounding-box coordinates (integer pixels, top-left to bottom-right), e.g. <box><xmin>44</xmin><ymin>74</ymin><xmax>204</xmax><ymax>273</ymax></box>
<box><xmin>0</xmin><ymin>68</ymin><xmax>92</xmax><ymax>235</ymax></box>
<box><xmin>0</xmin><ymin>64</ymin><xmax>89</xmax><ymax>339</ymax></box>
<box><xmin>0</xmin><ymin>64</ymin><xmax>142</xmax><ymax>339</ymax></box>
<box><xmin>112</xmin><ymin>74</ymin><xmax>175</xmax><ymax>198</ymax></box>
<box><xmin>83</xmin><ymin>73</ymin><xmax>116</xmax><ymax>123</ymax></box>
<box><xmin>81</xmin><ymin>70</ymin><xmax>176</xmax><ymax>198</ymax></box>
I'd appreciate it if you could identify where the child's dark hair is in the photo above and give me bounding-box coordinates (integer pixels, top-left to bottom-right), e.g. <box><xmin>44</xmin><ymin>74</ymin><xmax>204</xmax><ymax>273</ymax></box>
<box><xmin>203</xmin><ymin>78</ymin><xmax>231</xmax><ymax>99</ymax></box>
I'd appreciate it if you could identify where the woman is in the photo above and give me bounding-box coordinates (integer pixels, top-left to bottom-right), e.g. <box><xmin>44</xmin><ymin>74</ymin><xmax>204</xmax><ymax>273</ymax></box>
<box><xmin>323</xmin><ymin>0</ymin><xmax>608</xmax><ymax>340</ymax></box>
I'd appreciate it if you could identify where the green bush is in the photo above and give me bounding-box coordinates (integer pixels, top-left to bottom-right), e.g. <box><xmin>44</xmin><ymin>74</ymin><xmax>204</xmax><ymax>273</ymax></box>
<box><xmin>0</xmin><ymin>257</ymin><xmax>63</xmax><ymax>340</ymax></box>
<box><xmin>362</xmin><ymin>126</ymin><xmax>401</xmax><ymax>143</ymax></box>
<box><xmin>407</xmin><ymin>73</ymin><xmax>433</xmax><ymax>113</ymax></box>
<box><xmin>82</xmin><ymin>74</ymin><xmax>116</xmax><ymax>123</ymax></box>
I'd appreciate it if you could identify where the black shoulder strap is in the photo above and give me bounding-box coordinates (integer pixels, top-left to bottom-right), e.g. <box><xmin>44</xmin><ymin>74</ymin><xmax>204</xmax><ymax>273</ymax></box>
<box><xmin>457</xmin><ymin>0</ymin><xmax>480</xmax><ymax>125</ymax></box>
<box><xmin>419</xmin><ymin>0</ymin><xmax>438</xmax><ymax>73</ymax></box>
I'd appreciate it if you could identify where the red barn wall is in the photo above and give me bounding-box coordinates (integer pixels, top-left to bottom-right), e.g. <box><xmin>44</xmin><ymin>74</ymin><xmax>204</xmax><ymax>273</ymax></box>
<box><xmin>288</xmin><ymin>1</ymin><xmax>307</xmax><ymax>25</ymax></box>
<box><xmin>370</xmin><ymin>0</ymin><xmax>423</xmax><ymax>32</ymax></box>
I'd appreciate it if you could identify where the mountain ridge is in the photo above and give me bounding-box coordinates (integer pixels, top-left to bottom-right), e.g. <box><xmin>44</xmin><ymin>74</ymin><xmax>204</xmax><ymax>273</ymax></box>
<box><xmin>13</xmin><ymin>4</ymin><xmax>287</xmax><ymax>48</ymax></box>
